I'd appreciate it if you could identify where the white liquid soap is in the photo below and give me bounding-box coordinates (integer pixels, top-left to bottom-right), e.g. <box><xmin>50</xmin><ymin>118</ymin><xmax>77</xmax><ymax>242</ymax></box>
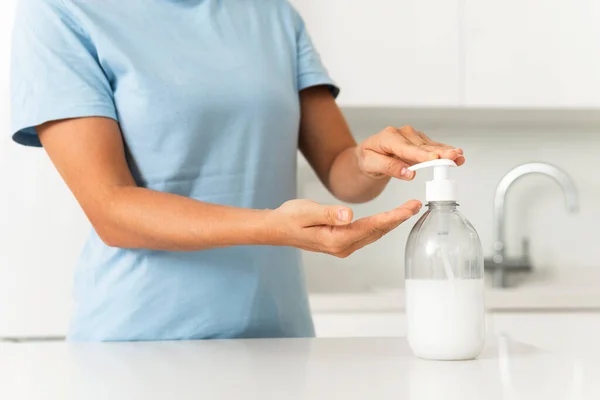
<box><xmin>406</xmin><ymin>279</ymin><xmax>486</xmax><ymax>360</ymax></box>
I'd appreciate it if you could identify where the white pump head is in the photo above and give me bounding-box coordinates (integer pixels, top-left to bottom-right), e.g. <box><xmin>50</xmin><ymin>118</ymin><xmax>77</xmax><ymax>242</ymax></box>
<box><xmin>408</xmin><ymin>159</ymin><xmax>458</xmax><ymax>202</ymax></box>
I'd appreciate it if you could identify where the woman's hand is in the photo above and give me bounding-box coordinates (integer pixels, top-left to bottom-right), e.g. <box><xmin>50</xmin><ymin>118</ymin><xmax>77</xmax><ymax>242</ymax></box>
<box><xmin>273</xmin><ymin>199</ymin><xmax>422</xmax><ymax>258</ymax></box>
<box><xmin>298</xmin><ymin>87</ymin><xmax>466</xmax><ymax>202</ymax></box>
<box><xmin>356</xmin><ymin>125</ymin><xmax>466</xmax><ymax>181</ymax></box>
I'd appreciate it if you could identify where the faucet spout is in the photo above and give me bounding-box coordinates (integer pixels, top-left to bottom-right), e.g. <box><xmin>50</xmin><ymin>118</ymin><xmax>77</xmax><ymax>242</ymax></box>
<box><xmin>489</xmin><ymin>162</ymin><xmax>579</xmax><ymax>287</ymax></box>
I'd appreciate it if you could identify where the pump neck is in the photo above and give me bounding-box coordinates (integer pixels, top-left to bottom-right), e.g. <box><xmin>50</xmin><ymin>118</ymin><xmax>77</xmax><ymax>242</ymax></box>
<box><xmin>427</xmin><ymin>201</ymin><xmax>458</xmax><ymax>210</ymax></box>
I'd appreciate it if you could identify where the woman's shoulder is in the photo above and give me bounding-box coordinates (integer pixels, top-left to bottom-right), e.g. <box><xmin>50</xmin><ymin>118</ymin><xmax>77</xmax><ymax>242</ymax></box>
<box><xmin>15</xmin><ymin>0</ymin><xmax>90</xmax><ymax>42</ymax></box>
<box><xmin>266</xmin><ymin>0</ymin><xmax>305</xmax><ymax>28</ymax></box>
<box><xmin>17</xmin><ymin>0</ymin><xmax>81</xmax><ymax>26</ymax></box>
<box><xmin>19</xmin><ymin>0</ymin><xmax>68</xmax><ymax>12</ymax></box>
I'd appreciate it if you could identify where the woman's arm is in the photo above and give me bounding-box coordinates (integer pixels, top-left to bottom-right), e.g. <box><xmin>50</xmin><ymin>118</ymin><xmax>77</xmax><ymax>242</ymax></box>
<box><xmin>38</xmin><ymin>117</ymin><xmax>272</xmax><ymax>250</ymax></box>
<box><xmin>298</xmin><ymin>86</ymin><xmax>465</xmax><ymax>203</ymax></box>
<box><xmin>298</xmin><ymin>86</ymin><xmax>387</xmax><ymax>203</ymax></box>
<box><xmin>37</xmin><ymin>117</ymin><xmax>421</xmax><ymax>256</ymax></box>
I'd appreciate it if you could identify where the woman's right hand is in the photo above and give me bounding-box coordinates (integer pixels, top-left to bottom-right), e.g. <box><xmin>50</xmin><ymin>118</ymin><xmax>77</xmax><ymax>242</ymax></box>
<box><xmin>273</xmin><ymin>199</ymin><xmax>422</xmax><ymax>258</ymax></box>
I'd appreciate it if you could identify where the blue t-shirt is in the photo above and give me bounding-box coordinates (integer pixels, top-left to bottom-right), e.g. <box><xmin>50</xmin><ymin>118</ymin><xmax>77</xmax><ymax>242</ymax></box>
<box><xmin>11</xmin><ymin>0</ymin><xmax>338</xmax><ymax>341</ymax></box>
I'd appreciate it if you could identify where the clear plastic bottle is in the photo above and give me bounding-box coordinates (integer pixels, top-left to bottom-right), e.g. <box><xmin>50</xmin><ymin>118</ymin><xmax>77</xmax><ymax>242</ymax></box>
<box><xmin>404</xmin><ymin>160</ymin><xmax>485</xmax><ymax>361</ymax></box>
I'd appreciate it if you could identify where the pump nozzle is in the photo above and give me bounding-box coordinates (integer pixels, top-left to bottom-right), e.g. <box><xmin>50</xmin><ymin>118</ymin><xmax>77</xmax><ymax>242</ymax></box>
<box><xmin>408</xmin><ymin>159</ymin><xmax>457</xmax><ymax>172</ymax></box>
<box><xmin>409</xmin><ymin>159</ymin><xmax>458</xmax><ymax>202</ymax></box>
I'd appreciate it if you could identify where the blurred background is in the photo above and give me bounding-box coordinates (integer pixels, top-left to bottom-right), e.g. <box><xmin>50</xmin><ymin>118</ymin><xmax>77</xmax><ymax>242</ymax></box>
<box><xmin>1</xmin><ymin>0</ymin><xmax>599</xmax><ymax>354</ymax></box>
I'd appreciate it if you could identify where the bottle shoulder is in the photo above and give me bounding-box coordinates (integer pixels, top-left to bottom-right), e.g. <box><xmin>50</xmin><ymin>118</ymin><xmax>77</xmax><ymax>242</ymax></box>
<box><xmin>407</xmin><ymin>207</ymin><xmax>481</xmax><ymax>241</ymax></box>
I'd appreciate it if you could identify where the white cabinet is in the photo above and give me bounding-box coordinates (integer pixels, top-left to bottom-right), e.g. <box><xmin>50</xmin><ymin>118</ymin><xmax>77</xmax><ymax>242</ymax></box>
<box><xmin>293</xmin><ymin>0</ymin><xmax>600</xmax><ymax>109</ymax></box>
<box><xmin>291</xmin><ymin>0</ymin><xmax>461</xmax><ymax>107</ymax></box>
<box><xmin>464</xmin><ymin>0</ymin><xmax>600</xmax><ymax>108</ymax></box>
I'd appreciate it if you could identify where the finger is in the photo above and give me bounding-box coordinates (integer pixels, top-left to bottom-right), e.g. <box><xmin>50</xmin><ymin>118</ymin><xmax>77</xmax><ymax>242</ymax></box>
<box><xmin>302</xmin><ymin>201</ymin><xmax>354</xmax><ymax>227</ymax></box>
<box><xmin>454</xmin><ymin>155</ymin><xmax>466</xmax><ymax>166</ymax></box>
<box><xmin>415</xmin><ymin>132</ymin><xmax>466</xmax><ymax>164</ymax></box>
<box><xmin>412</xmin><ymin>130</ymin><xmax>454</xmax><ymax>150</ymax></box>
<box><xmin>418</xmin><ymin>143</ymin><xmax>463</xmax><ymax>161</ymax></box>
<box><xmin>393</xmin><ymin>126</ymin><xmax>465</xmax><ymax>164</ymax></box>
<box><xmin>378</xmin><ymin>131</ymin><xmax>440</xmax><ymax>165</ymax></box>
<box><xmin>361</xmin><ymin>200</ymin><xmax>422</xmax><ymax>232</ymax></box>
<box><xmin>361</xmin><ymin>150</ymin><xmax>415</xmax><ymax>180</ymax></box>
<box><xmin>336</xmin><ymin>200</ymin><xmax>422</xmax><ymax>256</ymax></box>
<box><xmin>343</xmin><ymin>200</ymin><xmax>422</xmax><ymax>243</ymax></box>
<box><xmin>338</xmin><ymin>230</ymin><xmax>382</xmax><ymax>257</ymax></box>
<box><xmin>341</xmin><ymin>228</ymin><xmax>386</xmax><ymax>257</ymax></box>
<box><xmin>400</xmin><ymin>126</ymin><xmax>430</xmax><ymax>147</ymax></box>
<box><xmin>394</xmin><ymin>126</ymin><xmax>452</xmax><ymax>158</ymax></box>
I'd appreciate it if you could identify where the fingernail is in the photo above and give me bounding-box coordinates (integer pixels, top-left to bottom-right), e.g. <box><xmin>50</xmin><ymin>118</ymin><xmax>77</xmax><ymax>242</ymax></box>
<box><xmin>401</xmin><ymin>167</ymin><xmax>415</xmax><ymax>179</ymax></box>
<box><xmin>337</xmin><ymin>209</ymin><xmax>349</xmax><ymax>222</ymax></box>
<box><xmin>429</xmin><ymin>152</ymin><xmax>439</xmax><ymax>160</ymax></box>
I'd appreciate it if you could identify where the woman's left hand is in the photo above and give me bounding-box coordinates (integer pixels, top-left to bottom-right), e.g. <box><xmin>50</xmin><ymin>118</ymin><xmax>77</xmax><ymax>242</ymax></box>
<box><xmin>355</xmin><ymin>125</ymin><xmax>466</xmax><ymax>181</ymax></box>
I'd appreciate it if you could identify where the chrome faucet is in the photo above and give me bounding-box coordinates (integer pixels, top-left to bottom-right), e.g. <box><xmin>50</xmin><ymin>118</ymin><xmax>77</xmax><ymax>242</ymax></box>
<box><xmin>484</xmin><ymin>163</ymin><xmax>579</xmax><ymax>288</ymax></box>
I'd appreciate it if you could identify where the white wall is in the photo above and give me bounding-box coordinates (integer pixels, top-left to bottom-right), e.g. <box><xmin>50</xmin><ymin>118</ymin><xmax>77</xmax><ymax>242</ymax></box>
<box><xmin>300</xmin><ymin>118</ymin><xmax>600</xmax><ymax>292</ymax></box>
<box><xmin>0</xmin><ymin>0</ymin><xmax>90</xmax><ymax>336</ymax></box>
<box><xmin>1</xmin><ymin>0</ymin><xmax>599</xmax><ymax>336</ymax></box>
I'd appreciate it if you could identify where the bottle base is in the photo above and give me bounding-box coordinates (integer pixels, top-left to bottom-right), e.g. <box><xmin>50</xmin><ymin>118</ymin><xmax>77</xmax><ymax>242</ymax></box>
<box><xmin>412</xmin><ymin>352</ymin><xmax>481</xmax><ymax>361</ymax></box>
<box><xmin>409</xmin><ymin>344</ymin><xmax>484</xmax><ymax>361</ymax></box>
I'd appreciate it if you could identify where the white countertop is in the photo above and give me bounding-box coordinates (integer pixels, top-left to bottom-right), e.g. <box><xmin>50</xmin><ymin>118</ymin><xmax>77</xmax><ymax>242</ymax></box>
<box><xmin>1</xmin><ymin>337</ymin><xmax>600</xmax><ymax>400</ymax></box>
<box><xmin>310</xmin><ymin>268</ymin><xmax>600</xmax><ymax>313</ymax></box>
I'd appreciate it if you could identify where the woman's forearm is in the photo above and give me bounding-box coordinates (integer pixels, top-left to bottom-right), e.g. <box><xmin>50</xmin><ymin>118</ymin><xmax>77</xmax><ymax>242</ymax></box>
<box><xmin>296</xmin><ymin>88</ymin><xmax>392</xmax><ymax>204</ymax></box>
<box><xmin>327</xmin><ymin>146</ymin><xmax>390</xmax><ymax>203</ymax></box>
<box><xmin>94</xmin><ymin>186</ymin><xmax>281</xmax><ymax>251</ymax></box>
<box><xmin>91</xmin><ymin>184</ymin><xmax>421</xmax><ymax>259</ymax></box>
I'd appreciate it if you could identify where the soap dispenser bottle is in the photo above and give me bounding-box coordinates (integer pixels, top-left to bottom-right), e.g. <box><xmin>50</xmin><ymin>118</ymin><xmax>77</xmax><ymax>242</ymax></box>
<box><xmin>405</xmin><ymin>159</ymin><xmax>485</xmax><ymax>360</ymax></box>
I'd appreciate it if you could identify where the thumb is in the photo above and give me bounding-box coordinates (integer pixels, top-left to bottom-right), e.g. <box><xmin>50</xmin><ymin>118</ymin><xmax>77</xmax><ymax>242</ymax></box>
<box><xmin>304</xmin><ymin>203</ymin><xmax>354</xmax><ymax>226</ymax></box>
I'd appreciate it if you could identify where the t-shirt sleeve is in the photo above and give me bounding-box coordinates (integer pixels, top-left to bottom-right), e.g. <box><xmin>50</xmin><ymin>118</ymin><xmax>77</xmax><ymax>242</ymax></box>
<box><xmin>10</xmin><ymin>0</ymin><xmax>117</xmax><ymax>147</ymax></box>
<box><xmin>288</xmin><ymin>4</ymin><xmax>340</xmax><ymax>98</ymax></box>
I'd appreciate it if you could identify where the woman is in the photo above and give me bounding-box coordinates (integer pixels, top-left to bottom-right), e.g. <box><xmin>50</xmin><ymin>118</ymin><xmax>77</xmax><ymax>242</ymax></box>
<box><xmin>10</xmin><ymin>0</ymin><xmax>464</xmax><ymax>341</ymax></box>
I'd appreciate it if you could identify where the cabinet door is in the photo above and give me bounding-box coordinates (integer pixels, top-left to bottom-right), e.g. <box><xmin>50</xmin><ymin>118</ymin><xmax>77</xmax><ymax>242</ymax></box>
<box><xmin>291</xmin><ymin>0</ymin><xmax>461</xmax><ymax>107</ymax></box>
<box><xmin>312</xmin><ymin>313</ymin><xmax>406</xmax><ymax>338</ymax></box>
<box><xmin>465</xmin><ymin>0</ymin><xmax>600</xmax><ymax>108</ymax></box>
